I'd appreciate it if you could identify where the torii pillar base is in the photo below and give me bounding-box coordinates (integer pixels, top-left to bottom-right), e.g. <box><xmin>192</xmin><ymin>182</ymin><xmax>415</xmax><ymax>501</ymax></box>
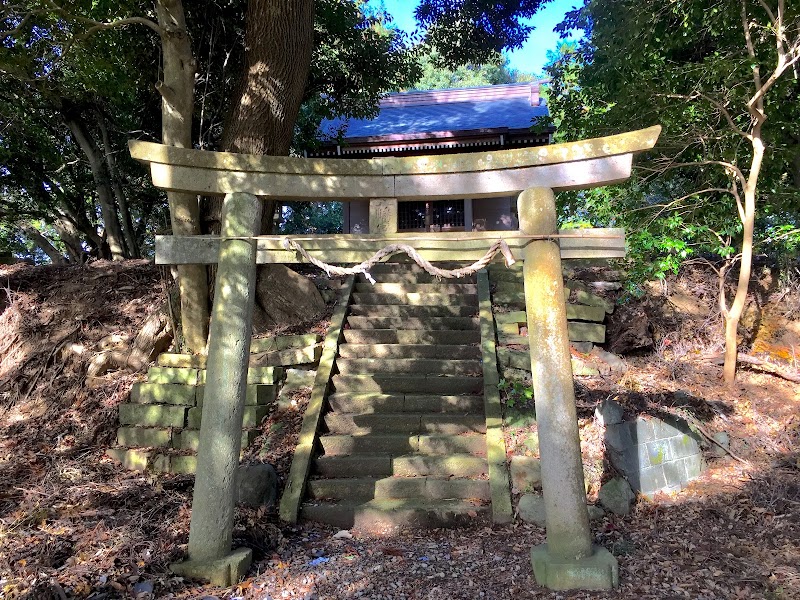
<box><xmin>519</xmin><ymin>187</ymin><xmax>618</xmax><ymax>591</ymax></box>
<box><xmin>531</xmin><ymin>545</ymin><xmax>619</xmax><ymax>591</ymax></box>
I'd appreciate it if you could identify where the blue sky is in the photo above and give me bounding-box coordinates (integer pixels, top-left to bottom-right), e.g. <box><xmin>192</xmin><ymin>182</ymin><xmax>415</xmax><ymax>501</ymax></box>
<box><xmin>375</xmin><ymin>0</ymin><xmax>582</xmax><ymax>76</ymax></box>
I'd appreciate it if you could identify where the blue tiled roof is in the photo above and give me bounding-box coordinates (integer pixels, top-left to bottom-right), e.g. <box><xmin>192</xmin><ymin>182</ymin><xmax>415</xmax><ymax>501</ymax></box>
<box><xmin>319</xmin><ymin>96</ymin><xmax>550</xmax><ymax>140</ymax></box>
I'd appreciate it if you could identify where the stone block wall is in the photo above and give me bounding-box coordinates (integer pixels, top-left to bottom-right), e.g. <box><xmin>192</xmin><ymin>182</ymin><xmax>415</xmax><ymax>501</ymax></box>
<box><xmin>107</xmin><ymin>334</ymin><xmax>321</xmax><ymax>474</ymax></box>
<box><xmin>604</xmin><ymin>414</ymin><xmax>705</xmax><ymax>497</ymax></box>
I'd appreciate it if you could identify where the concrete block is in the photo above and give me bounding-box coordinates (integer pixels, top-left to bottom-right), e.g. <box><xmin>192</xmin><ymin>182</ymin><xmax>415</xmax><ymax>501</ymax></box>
<box><xmin>595</xmin><ymin>398</ymin><xmax>624</xmax><ymax>426</ymax></box>
<box><xmin>170</xmin><ymin>455</ymin><xmax>198</xmax><ymax>474</ymax></box>
<box><xmin>116</xmin><ymin>427</ymin><xmax>172</xmax><ymax>448</ymax></box>
<box><xmin>632</xmin><ymin>418</ymin><xmax>656</xmax><ymax>443</ymax></box>
<box><xmin>170</xmin><ymin>547</ymin><xmax>252</xmax><ymax>587</ymax></box>
<box><xmin>197</xmin><ymin>384</ymin><xmax>277</xmax><ymax>407</ymax></box>
<box><xmin>130</xmin><ymin>383</ymin><xmax>197</xmax><ymax>406</ymax></box>
<box><xmin>683</xmin><ymin>454</ymin><xmax>705</xmax><ymax>480</ymax></box>
<box><xmin>236</xmin><ymin>464</ymin><xmax>278</xmax><ymax>507</ymax></box>
<box><xmin>598</xmin><ymin>477</ymin><xmax>635</xmax><ymax>515</ymax></box>
<box><xmin>106</xmin><ymin>448</ymin><xmax>152</xmax><ymax>471</ymax></box>
<box><xmin>645</xmin><ymin>440</ymin><xmax>672</xmax><ymax>466</ymax></box>
<box><xmin>636</xmin><ymin>443</ymin><xmax>651</xmax><ymax>469</ymax></box>
<box><xmin>531</xmin><ymin>544</ymin><xmax>618</xmax><ymax>590</ymax></box>
<box><xmin>662</xmin><ymin>460</ymin><xmax>685</xmax><ymax>488</ymax></box>
<box><xmin>253</xmin><ymin>346</ymin><xmax>321</xmax><ymax>367</ymax></box>
<box><xmin>247</xmin><ymin>366</ymin><xmax>284</xmax><ymax>385</ymax></box>
<box><xmin>187</xmin><ymin>405</ymin><xmax>268</xmax><ymax>429</ymax></box>
<box><xmin>146</xmin><ymin>367</ymin><xmax>199</xmax><ymax>385</ymax></box>
<box><xmin>250</xmin><ymin>334</ymin><xmax>321</xmax><ymax>353</ymax></box>
<box><xmin>669</xmin><ymin>433</ymin><xmax>700</xmax><ymax>459</ymax></box>
<box><xmin>118</xmin><ymin>404</ymin><xmax>187</xmax><ymax>428</ymax></box>
<box><xmin>283</xmin><ymin>368</ymin><xmax>317</xmax><ymax>389</ymax></box>
<box><xmin>157</xmin><ymin>353</ymin><xmax>206</xmax><ymax>368</ymax></box>
<box><xmin>638</xmin><ymin>465</ymin><xmax>667</xmax><ymax>495</ymax></box>
<box><xmin>173</xmin><ymin>429</ymin><xmax>258</xmax><ymax>452</ymax></box>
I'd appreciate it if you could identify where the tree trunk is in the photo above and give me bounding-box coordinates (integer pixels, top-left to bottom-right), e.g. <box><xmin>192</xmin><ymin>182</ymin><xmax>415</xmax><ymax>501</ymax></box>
<box><xmin>208</xmin><ymin>0</ymin><xmax>322</xmax><ymax>328</ymax></box>
<box><xmin>220</xmin><ymin>0</ymin><xmax>315</xmax><ymax>233</ymax></box>
<box><xmin>20</xmin><ymin>223</ymin><xmax>68</xmax><ymax>265</ymax></box>
<box><xmin>63</xmin><ymin>112</ymin><xmax>128</xmax><ymax>260</ymax></box>
<box><xmin>96</xmin><ymin>109</ymin><xmax>140</xmax><ymax>258</ymax></box>
<box><xmin>156</xmin><ymin>0</ymin><xmax>210</xmax><ymax>353</ymax></box>
<box><xmin>52</xmin><ymin>216</ymin><xmax>85</xmax><ymax>262</ymax></box>
<box><xmin>722</xmin><ymin>136</ymin><xmax>762</xmax><ymax>386</ymax></box>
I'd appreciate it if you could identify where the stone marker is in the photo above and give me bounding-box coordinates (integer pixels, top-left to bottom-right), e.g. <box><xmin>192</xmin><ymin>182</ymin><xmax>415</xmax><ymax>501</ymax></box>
<box><xmin>510</xmin><ymin>456</ymin><xmax>542</xmax><ymax>493</ymax></box>
<box><xmin>518</xmin><ymin>494</ymin><xmax>547</xmax><ymax>527</ymax></box>
<box><xmin>236</xmin><ymin>463</ymin><xmax>278</xmax><ymax>507</ymax></box>
<box><xmin>598</xmin><ymin>477</ymin><xmax>636</xmax><ymax>516</ymax></box>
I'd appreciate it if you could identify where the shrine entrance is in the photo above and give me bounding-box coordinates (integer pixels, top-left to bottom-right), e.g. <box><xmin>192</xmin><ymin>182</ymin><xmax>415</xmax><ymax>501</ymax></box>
<box><xmin>129</xmin><ymin>125</ymin><xmax>660</xmax><ymax>591</ymax></box>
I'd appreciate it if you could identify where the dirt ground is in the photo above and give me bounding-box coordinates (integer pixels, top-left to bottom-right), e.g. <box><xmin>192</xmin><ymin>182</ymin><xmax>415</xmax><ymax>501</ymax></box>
<box><xmin>0</xmin><ymin>261</ymin><xmax>798</xmax><ymax>600</ymax></box>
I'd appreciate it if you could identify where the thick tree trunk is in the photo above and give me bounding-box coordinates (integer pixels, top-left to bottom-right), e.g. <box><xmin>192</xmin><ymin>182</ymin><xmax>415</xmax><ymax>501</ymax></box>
<box><xmin>156</xmin><ymin>0</ymin><xmax>210</xmax><ymax>353</ymax></box>
<box><xmin>63</xmin><ymin>113</ymin><xmax>127</xmax><ymax>260</ymax></box>
<box><xmin>220</xmin><ymin>0</ymin><xmax>315</xmax><ymax>234</ymax></box>
<box><xmin>52</xmin><ymin>217</ymin><xmax>85</xmax><ymax>262</ymax></box>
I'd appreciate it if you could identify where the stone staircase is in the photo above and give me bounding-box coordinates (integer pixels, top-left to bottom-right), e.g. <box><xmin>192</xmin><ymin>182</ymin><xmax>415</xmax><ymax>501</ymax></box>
<box><xmin>300</xmin><ymin>263</ymin><xmax>492</xmax><ymax>530</ymax></box>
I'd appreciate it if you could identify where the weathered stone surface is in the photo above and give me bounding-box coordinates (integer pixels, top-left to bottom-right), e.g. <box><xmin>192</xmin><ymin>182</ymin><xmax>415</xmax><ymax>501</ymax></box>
<box><xmin>157</xmin><ymin>353</ymin><xmax>206</xmax><ymax>369</ymax></box>
<box><xmin>188</xmin><ymin>405</ymin><xmax>268</xmax><ymax>429</ymax></box>
<box><xmin>247</xmin><ymin>367</ymin><xmax>283</xmax><ymax>385</ymax></box>
<box><xmin>250</xmin><ymin>334</ymin><xmax>321</xmax><ymax>354</ymax></box>
<box><xmin>587</xmin><ymin>504</ymin><xmax>606</xmax><ymax>521</ymax></box>
<box><xmin>518</xmin><ymin>494</ymin><xmax>547</xmax><ymax>526</ymax></box>
<box><xmin>170</xmin><ymin>547</ymin><xmax>252</xmax><ymax>587</ymax></box>
<box><xmin>598</xmin><ymin>477</ymin><xmax>635</xmax><ymax>515</ymax></box>
<box><xmin>197</xmin><ymin>384</ymin><xmax>276</xmax><ymax>407</ymax></box>
<box><xmin>595</xmin><ymin>398</ymin><xmax>625</xmax><ymax>426</ymax></box>
<box><xmin>236</xmin><ymin>464</ymin><xmax>278</xmax><ymax>507</ymax></box>
<box><xmin>589</xmin><ymin>348</ymin><xmax>628</xmax><ymax>373</ymax></box>
<box><xmin>130</xmin><ymin>383</ymin><xmax>197</xmax><ymax>406</ymax></box>
<box><xmin>510</xmin><ymin>456</ymin><xmax>542</xmax><ymax>493</ymax></box>
<box><xmin>252</xmin><ymin>346</ymin><xmax>321</xmax><ymax>367</ymax></box>
<box><xmin>118</xmin><ymin>404</ymin><xmax>187</xmax><ymax>428</ymax></box>
<box><xmin>116</xmin><ymin>427</ymin><xmax>172</xmax><ymax>448</ymax></box>
<box><xmin>106</xmin><ymin>448</ymin><xmax>152</xmax><ymax>471</ymax></box>
<box><xmin>531</xmin><ymin>544</ymin><xmax>618</xmax><ymax>590</ymax></box>
<box><xmin>252</xmin><ymin>265</ymin><xmax>326</xmax><ymax>333</ymax></box>
<box><xmin>146</xmin><ymin>367</ymin><xmax>199</xmax><ymax>385</ymax></box>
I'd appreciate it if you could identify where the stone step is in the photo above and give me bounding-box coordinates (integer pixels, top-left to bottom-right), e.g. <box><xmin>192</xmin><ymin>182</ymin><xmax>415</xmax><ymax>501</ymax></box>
<box><xmin>338</xmin><ymin>343</ymin><xmax>480</xmax><ymax>360</ymax></box>
<box><xmin>348</xmin><ymin>304</ymin><xmax>477</xmax><ymax>318</ymax></box>
<box><xmin>327</xmin><ymin>393</ymin><xmax>484</xmax><ymax>414</ymax></box>
<box><xmin>354</xmin><ymin>282</ymin><xmax>479</xmax><ymax>294</ymax></box>
<box><xmin>332</xmin><ymin>374</ymin><xmax>483</xmax><ymax>395</ymax></box>
<box><xmin>307</xmin><ymin>477</ymin><xmax>490</xmax><ymax>502</ymax></box>
<box><xmin>319</xmin><ymin>433</ymin><xmax>486</xmax><ymax>456</ymax></box>
<box><xmin>342</xmin><ymin>329</ymin><xmax>481</xmax><ymax>345</ymax></box>
<box><xmin>336</xmin><ymin>358</ymin><xmax>482</xmax><ymax>376</ymax></box>
<box><xmin>359</xmin><ymin>272</ymin><xmax>477</xmax><ymax>285</ymax></box>
<box><xmin>313</xmin><ymin>453</ymin><xmax>487</xmax><ymax>479</ymax></box>
<box><xmin>351</xmin><ymin>293</ymin><xmax>478</xmax><ymax>306</ymax></box>
<box><xmin>346</xmin><ymin>316</ymin><xmax>479</xmax><ymax>330</ymax></box>
<box><xmin>324</xmin><ymin>413</ymin><xmax>486</xmax><ymax>435</ymax></box>
<box><xmin>300</xmin><ymin>499</ymin><xmax>489</xmax><ymax>530</ymax></box>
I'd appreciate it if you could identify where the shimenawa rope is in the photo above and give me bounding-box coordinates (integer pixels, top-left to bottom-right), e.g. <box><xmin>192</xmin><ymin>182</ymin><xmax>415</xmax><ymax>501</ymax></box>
<box><xmin>280</xmin><ymin>237</ymin><xmax>516</xmax><ymax>284</ymax></box>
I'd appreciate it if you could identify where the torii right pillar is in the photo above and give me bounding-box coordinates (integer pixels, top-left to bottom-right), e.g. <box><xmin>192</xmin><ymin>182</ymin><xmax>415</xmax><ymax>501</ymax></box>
<box><xmin>520</xmin><ymin>187</ymin><xmax>619</xmax><ymax>590</ymax></box>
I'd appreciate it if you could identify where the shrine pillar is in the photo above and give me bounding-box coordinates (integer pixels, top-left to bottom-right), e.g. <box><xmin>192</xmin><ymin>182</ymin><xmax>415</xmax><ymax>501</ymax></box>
<box><xmin>519</xmin><ymin>187</ymin><xmax>618</xmax><ymax>590</ymax></box>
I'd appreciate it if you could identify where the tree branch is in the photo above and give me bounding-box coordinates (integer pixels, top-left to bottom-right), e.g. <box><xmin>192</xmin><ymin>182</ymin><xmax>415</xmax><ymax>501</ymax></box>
<box><xmin>665</xmin><ymin>92</ymin><xmax>750</xmax><ymax>139</ymax></box>
<box><xmin>44</xmin><ymin>1</ymin><xmax>164</xmax><ymax>38</ymax></box>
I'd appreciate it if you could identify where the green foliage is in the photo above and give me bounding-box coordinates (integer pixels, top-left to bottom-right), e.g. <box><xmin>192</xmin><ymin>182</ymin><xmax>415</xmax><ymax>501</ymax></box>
<box><xmin>414</xmin><ymin>0</ymin><xmax>551</xmax><ymax>68</ymax></box>
<box><xmin>498</xmin><ymin>378</ymin><xmax>533</xmax><ymax>409</ymax></box>
<box><xmin>547</xmin><ymin>0</ymin><xmax>800</xmax><ymax>283</ymax></box>
<box><xmin>410</xmin><ymin>49</ymin><xmax>532</xmax><ymax>90</ymax></box>
<box><xmin>278</xmin><ymin>202</ymin><xmax>343</xmax><ymax>235</ymax></box>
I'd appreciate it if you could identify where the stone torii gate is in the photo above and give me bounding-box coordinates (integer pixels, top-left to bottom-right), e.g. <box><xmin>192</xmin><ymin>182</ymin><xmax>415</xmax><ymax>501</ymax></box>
<box><xmin>129</xmin><ymin>125</ymin><xmax>660</xmax><ymax>589</ymax></box>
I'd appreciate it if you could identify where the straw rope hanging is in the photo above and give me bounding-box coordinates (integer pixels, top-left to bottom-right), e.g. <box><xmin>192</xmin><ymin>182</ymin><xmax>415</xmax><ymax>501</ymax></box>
<box><xmin>280</xmin><ymin>237</ymin><xmax>516</xmax><ymax>284</ymax></box>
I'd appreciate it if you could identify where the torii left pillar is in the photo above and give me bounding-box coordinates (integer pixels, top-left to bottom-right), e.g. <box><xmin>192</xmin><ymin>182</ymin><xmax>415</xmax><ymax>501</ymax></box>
<box><xmin>170</xmin><ymin>192</ymin><xmax>262</xmax><ymax>586</ymax></box>
<box><xmin>520</xmin><ymin>187</ymin><xmax>618</xmax><ymax>590</ymax></box>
